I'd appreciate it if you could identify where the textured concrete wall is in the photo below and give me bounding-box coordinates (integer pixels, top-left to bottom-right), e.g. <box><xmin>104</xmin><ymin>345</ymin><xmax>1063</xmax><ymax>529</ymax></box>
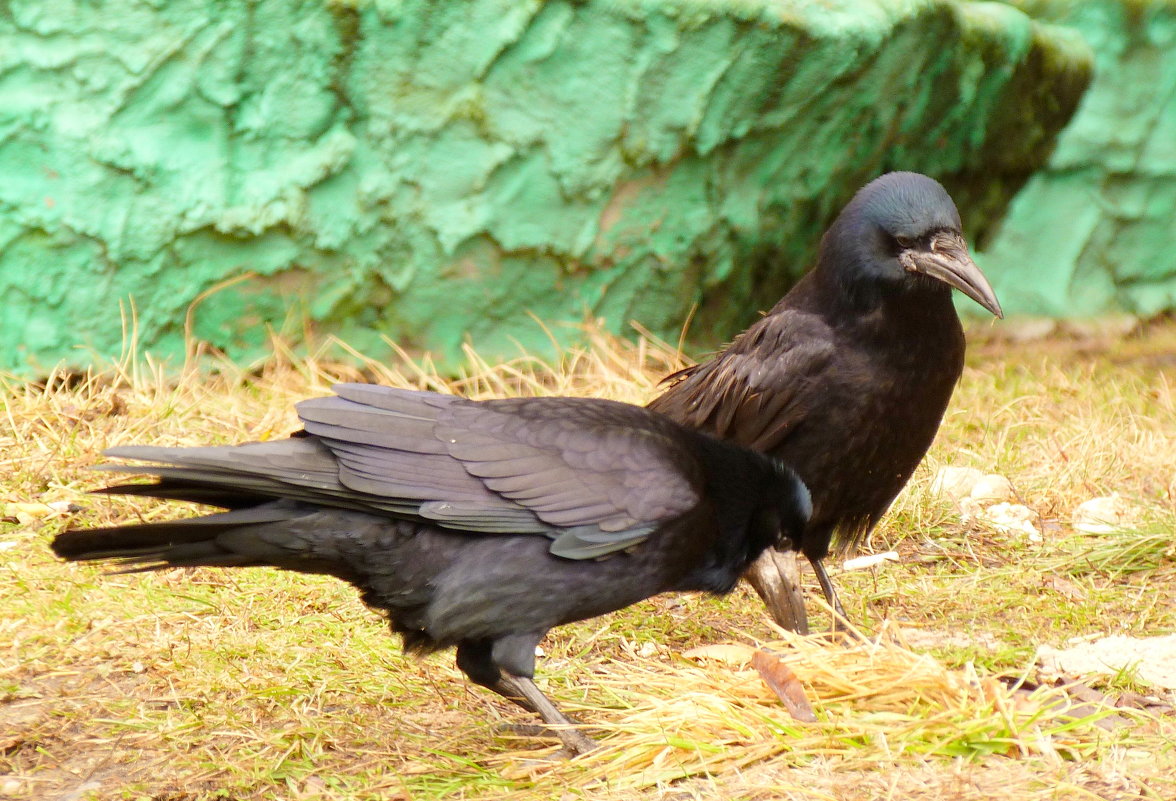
<box><xmin>976</xmin><ymin>0</ymin><xmax>1176</xmax><ymax>318</ymax></box>
<box><xmin>0</xmin><ymin>0</ymin><xmax>1090</xmax><ymax>373</ymax></box>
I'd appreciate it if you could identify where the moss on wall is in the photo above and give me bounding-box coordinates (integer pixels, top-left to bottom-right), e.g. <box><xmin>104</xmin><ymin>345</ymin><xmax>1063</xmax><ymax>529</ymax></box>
<box><xmin>0</xmin><ymin>0</ymin><xmax>1090</xmax><ymax>373</ymax></box>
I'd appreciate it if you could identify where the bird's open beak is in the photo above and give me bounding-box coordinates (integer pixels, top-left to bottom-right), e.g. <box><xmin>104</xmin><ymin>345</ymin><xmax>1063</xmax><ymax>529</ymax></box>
<box><xmin>904</xmin><ymin>232</ymin><xmax>1004</xmax><ymax>318</ymax></box>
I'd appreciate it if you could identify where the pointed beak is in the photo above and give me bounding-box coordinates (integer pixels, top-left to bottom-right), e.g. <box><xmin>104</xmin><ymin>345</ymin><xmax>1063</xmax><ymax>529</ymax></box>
<box><xmin>905</xmin><ymin>232</ymin><xmax>1003</xmax><ymax>318</ymax></box>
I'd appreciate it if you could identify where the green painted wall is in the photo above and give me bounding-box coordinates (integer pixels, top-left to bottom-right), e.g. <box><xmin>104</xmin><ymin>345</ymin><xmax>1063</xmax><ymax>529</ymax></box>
<box><xmin>0</xmin><ymin>0</ymin><xmax>1090</xmax><ymax>373</ymax></box>
<box><xmin>976</xmin><ymin>1</ymin><xmax>1176</xmax><ymax>318</ymax></box>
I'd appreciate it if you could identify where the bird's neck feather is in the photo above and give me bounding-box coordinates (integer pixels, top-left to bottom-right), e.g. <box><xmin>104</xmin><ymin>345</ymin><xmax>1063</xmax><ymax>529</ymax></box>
<box><xmin>676</xmin><ymin>441</ymin><xmax>786</xmax><ymax>594</ymax></box>
<box><xmin>804</xmin><ymin>249</ymin><xmax>956</xmax><ymax>325</ymax></box>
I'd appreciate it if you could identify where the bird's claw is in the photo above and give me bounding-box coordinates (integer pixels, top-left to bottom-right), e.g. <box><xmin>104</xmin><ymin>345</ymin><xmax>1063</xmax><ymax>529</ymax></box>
<box><xmin>498</xmin><ymin>723</ymin><xmax>597</xmax><ymax>757</ymax></box>
<box><xmin>556</xmin><ymin>729</ymin><xmax>598</xmax><ymax>756</ymax></box>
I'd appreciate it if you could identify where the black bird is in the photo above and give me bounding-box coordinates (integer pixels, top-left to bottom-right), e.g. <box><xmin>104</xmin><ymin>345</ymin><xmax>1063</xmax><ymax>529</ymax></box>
<box><xmin>649</xmin><ymin>172</ymin><xmax>1002</xmax><ymax>633</ymax></box>
<box><xmin>52</xmin><ymin>384</ymin><xmax>810</xmax><ymax>755</ymax></box>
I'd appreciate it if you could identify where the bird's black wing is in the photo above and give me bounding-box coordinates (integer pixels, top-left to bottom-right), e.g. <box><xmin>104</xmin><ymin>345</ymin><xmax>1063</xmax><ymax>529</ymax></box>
<box><xmin>98</xmin><ymin>438</ymin><xmax>413</xmax><ymax>513</ymax></box>
<box><xmin>100</xmin><ymin>386</ymin><xmax>702</xmax><ymax>561</ymax></box>
<box><xmin>298</xmin><ymin>384</ymin><xmax>702</xmax><ymax>559</ymax></box>
<box><xmin>649</xmin><ymin>309</ymin><xmax>835</xmax><ymax>454</ymax></box>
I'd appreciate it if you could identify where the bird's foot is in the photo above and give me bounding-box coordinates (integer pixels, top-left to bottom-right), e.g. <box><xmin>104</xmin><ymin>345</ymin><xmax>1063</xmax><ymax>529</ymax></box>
<box><xmin>553</xmin><ymin>728</ymin><xmax>598</xmax><ymax>756</ymax></box>
<box><xmin>493</xmin><ymin>672</ymin><xmax>598</xmax><ymax>756</ymax></box>
<box><xmin>496</xmin><ymin>721</ymin><xmax>597</xmax><ymax>756</ymax></box>
<box><xmin>496</xmin><ymin>721</ymin><xmax>548</xmax><ymax>739</ymax></box>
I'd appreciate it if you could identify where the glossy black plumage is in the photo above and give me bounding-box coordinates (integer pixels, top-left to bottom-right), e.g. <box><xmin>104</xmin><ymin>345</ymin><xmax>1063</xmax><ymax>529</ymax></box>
<box><xmin>649</xmin><ymin>172</ymin><xmax>1002</xmax><ymax>632</ymax></box>
<box><xmin>52</xmin><ymin>384</ymin><xmax>810</xmax><ymax>754</ymax></box>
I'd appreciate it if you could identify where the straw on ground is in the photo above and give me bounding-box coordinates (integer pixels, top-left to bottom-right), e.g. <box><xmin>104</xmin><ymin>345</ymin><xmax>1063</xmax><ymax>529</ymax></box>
<box><xmin>2</xmin><ymin>319</ymin><xmax>1174</xmax><ymax>800</ymax></box>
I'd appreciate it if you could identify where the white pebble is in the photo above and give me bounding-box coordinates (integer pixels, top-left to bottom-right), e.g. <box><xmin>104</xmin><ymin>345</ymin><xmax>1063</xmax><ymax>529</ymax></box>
<box><xmin>958</xmin><ymin>496</ymin><xmax>983</xmax><ymax>523</ymax></box>
<box><xmin>970</xmin><ymin>474</ymin><xmax>1013</xmax><ymax>503</ymax></box>
<box><xmin>931</xmin><ymin>466</ymin><xmax>983</xmax><ymax>501</ymax></box>
<box><xmin>1073</xmin><ymin>494</ymin><xmax>1134</xmax><ymax>534</ymax></box>
<box><xmin>982</xmin><ymin>502</ymin><xmax>1041</xmax><ymax>542</ymax></box>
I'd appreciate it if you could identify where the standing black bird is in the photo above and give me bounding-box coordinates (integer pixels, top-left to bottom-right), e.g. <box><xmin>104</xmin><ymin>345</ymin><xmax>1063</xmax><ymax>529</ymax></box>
<box><xmin>649</xmin><ymin>172</ymin><xmax>1002</xmax><ymax>633</ymax></box>
<box><xmin>52</xmin><ymin>384</ymin><xmax>810</xmax><ymax>755</ymax></box>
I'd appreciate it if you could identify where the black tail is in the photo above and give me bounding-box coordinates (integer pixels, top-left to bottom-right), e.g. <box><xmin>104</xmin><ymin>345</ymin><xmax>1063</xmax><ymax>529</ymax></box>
<box><xmin>91</xmin><ymin>479</ymin><xmax>271</xmax><ymax>510</ymax></box>
<box><xmin>52</xmin><ymin>436</ymin><xmax>388</xmax><ymax>575</ymax></box>
<box><xmin>51</xmin><ymin>503</ymin><xmax>318</xmax><ymax>573</ymax></box>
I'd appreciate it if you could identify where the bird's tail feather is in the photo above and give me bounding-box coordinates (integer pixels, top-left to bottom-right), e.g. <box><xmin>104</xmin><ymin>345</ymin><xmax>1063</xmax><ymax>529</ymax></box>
<box><xmin>92</xmin><ymin>479</ymin><xmax>270</xmax><ymax>510</ymax></box>
<box><xmin>90</xmin><ymin>438</ymin><xmax>415</xmax><ymax>517</ymax></box>
<box><xmin>51</xmin><ymin>505</ymin><xmax>308</xmax><ymax>572</ymax></box>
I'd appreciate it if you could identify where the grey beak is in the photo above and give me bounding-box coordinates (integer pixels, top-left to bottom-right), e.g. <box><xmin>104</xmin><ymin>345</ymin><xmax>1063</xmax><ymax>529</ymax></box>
<box><xmin>907</xmin><ymin>232</ymin><xmax>1003</xmax><ymax>318</ymax></box>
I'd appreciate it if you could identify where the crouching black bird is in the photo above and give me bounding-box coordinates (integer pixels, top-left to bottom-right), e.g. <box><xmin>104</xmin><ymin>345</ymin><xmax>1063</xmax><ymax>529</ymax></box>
<box><xmin>649</xmin><ymin>172</ymin><xmax>1002</xmax><ymax>633</ymax></box>
<box><xmin>52</xmin><ymin>384</ymin><xmax>810</xmax><ymax>755</ymax></box>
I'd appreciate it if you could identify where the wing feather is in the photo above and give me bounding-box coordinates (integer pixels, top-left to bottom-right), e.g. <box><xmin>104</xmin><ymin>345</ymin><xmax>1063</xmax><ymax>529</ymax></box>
<box><xmin>649</xmin><ymin>309</ymin><xmax>835</xmax><ymax>453</ymax></box>
<box><xmin>302</xmin><ymin>387</ymin><xmax>702</xmax><ymax>553</ymax></box>
<box><xmin>100</xmin><ymin>384</ymin><xmax>706</xmax><ymax>561</ymax></box>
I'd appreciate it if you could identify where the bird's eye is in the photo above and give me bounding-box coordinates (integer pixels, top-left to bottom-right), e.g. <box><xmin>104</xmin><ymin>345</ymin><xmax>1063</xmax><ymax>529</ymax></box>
<box><xmin>894</xmin><ymin>235</ymin><xmax>915</xmax><ymax>249</ymax></box>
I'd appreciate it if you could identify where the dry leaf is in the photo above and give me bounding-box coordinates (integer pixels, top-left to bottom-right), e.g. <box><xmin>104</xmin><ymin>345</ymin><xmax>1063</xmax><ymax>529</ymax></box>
<box><xmin>1044</xmin><ymin>574</ymin><xmax>1087</xmax><ymax>602</ymax></box>
<box><xmin>681</xmin><ymin>643</ymin><xmax>755</xmax><ymax>665</ymax></box>
<box><xmin>751</xmin><ymin>650</ymin><xmax>817</xmax><ymax>722</ymax></box>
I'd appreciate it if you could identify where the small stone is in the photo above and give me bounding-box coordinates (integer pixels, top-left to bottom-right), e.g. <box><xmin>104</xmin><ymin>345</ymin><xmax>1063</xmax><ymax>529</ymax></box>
<box><xmin>982</xmin><ymin>502</ymin><xmax>1041</xmax><ymax>542</ymax></box>
<box><xmin>1</xmin><ymin>779</ymin><xmax>21</xmax><ymax>796</ymax></box>
<box><xmin>931</xmin><ymin>466</ymin><xmax>983</xmax><ymax>501</ymax></box>
<box><xmin>970</xmin><ymin>474</ymin><xmax>1013</xmax><ymax>503</ymax></box>
<box><xmin>1073</xmin><ymin>494</ymin><xmax>1135</xmax><ymax>534</ymax></box>
<box><xmin>958</xmin><ymin>496</ymin><xmax>983</xmax><ymax>524</ymax></box>
<box><xmin>931</xmin><ymin>468</ymin><xmax>1013</xmax><ymax>504</ymax></box>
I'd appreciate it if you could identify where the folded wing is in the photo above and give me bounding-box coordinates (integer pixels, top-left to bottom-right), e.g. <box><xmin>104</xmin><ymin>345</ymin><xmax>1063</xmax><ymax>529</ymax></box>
<box><xmin>101</xmin><ymin>384</ymin><xmax>704</xmax><ymax>560</ymax></box>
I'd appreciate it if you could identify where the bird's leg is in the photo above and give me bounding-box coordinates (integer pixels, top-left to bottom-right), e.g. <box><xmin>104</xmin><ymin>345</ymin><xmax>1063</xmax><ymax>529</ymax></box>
<box><xmin>456</xmin><ymin>641</ymin><xmax>541</xmax><ymax>714</ymax></box>
<box><xmin>496</xmin><ymin>673</ymin><xmax>598</xmax><ymax>756</ymax></box>
<box><xmin>744</xmin><ymin>547</ymin><xmax>810</xmax><ymax>634</ymax></box>
<box><xmin>808</xmin><ymin>556</ymin><xmax>860</xmax><ymax>639</ymax></box>
<box><xmin>456</xmin><ymin>639</ymin><xmax>595</xmax><ymax>755</ymax></box>
<box><xmin>487</xmin><ymin>678</ymin><xmax>540</xmax><ymax>714</ymax></box>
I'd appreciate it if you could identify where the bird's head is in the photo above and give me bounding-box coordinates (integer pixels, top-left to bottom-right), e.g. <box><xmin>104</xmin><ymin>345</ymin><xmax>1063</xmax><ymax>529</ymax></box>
<box><xmin>753</xmin><ymin>460</ymin><xmax>812</xmax><ymax>552</ymax></box>
<box><xmin>820</xmin><ymin>172</ymin><xmax>1003</xmax><ymax>318</ymax></box>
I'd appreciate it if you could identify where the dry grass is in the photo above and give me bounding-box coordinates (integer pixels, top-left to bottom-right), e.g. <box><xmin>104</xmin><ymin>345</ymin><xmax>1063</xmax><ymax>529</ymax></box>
<box><xmin>2</xmin><ymin>318</ymin><xmax>1174</xmax><ymax>800</ymax></box>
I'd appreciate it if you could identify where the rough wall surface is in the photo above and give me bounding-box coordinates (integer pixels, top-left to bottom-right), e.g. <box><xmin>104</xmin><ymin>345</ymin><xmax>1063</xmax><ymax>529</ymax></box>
<box><xmin>976</xmin><ymin>0</ymin><xmax>1176</xmax><ymax>318</ymax></box>
<box><xmin>0</xmin><ymin>0</ymin><xmax>1090</xmax><ymax>373</ymax></box>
